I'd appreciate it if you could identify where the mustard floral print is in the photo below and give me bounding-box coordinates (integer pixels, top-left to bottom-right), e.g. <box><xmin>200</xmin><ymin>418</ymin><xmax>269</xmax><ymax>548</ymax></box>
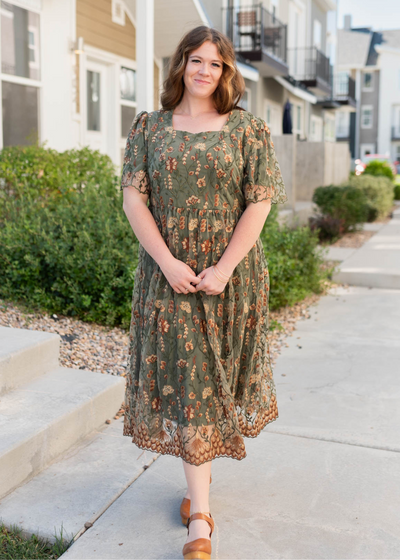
<box><xmin>121</xmin><ymin>108</ymin><xmax>288</xmax><ymax>466</ymax></box>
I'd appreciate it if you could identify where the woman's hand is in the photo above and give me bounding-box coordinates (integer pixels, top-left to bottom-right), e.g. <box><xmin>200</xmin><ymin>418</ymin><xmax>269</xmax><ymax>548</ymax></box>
<box><xmin>195</xmin><ymin>266</ymin><xmax>229</xmax><ymax>295</ymax></box>
<box><xmin>161</xmin><ymin>257</ymin><xmax>202</xmax><ymax>294</ymax></box>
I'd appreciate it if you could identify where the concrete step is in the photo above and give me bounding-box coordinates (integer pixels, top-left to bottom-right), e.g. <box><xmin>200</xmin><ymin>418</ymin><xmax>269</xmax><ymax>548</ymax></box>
<box><xmin>0</xmin><ymin>326</ymin><xmax>60</xmax><ymax>396</ymax></box>
<box><xmin>0</xmin><ymin>365</ymin><xmax>125</xmax><ymax>500</ymax></box>
<box><xmin>0</xmin><ymin>416</ymin><xmax>157</xmax><ymax>545</ymax></box>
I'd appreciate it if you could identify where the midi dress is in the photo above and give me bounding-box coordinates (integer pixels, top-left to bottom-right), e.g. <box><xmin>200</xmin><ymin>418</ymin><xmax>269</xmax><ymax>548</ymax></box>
<box><xmin>120</xmin><ymin>107</ymin><xmax>288</xmax><ymax>466</ymax></box>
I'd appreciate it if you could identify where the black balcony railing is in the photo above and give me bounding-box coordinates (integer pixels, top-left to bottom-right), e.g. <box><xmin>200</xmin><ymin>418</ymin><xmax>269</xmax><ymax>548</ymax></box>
<box><xmin>223</xmin><ymin>3</ymin><xmax>287</xmax><ymax>64</ymax></box>
<box><xmin>287</xmin><ymin>47</ymin><xmax>331</xmax><ymax>87</ymax></box>
<box><xmin>333</xmin><ymin>75</ymin><xmax>356</xmax><ymax>102</ymax></box>
<box><xmin>392</xmin><ymin>126</ymin><xmax>400</xmax><ymax>140</ymax></box>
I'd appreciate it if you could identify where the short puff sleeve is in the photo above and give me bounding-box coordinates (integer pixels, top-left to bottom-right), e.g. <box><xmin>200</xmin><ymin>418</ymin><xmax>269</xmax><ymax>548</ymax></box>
<box><xmin>243</xmin><ymin>117</ymin><xmax>288</xmax><ymax>205</ymax></box>
<box><xmin>120</xmin><ymin>110</ymin><xmax>150</xmax><ymax>195</ymax></box>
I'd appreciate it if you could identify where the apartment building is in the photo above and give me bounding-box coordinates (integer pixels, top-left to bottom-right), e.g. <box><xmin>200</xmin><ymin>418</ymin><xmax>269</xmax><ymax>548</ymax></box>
<box><xmin>336</xmin><ymin>16</ymin><xmax>400</xmax><ymax>162</ymax></box>
<box><xmin>1</xmin><ymin>0</ymin><xmax>350</xmax><ymax>220</ymax></box>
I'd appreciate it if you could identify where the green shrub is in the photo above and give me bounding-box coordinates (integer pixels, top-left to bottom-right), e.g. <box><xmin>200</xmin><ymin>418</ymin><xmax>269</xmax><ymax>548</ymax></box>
<box><xmin>346</xmin><ymin>174</ymin><xmax>394</xmax><ymax>220</ymax></box>
<box><xmin>0</xmin><ymin>142</ymin><xmax>118</xmax><ymax>202</ymax></box>
<box><xmin>261</xmin><ymin>221</ymin><xmax>328</xmax><ymax>310</ymax></box>
<box><xmin>308</xmin><ymin>214</ymin><xmax>346</xmax><ymax>242</ymax></box>
<box><xmin>0</xmin><ymin>179</ymin><xmax>138</xmax><ymax>329</ymax></box>
<box><xmin>312</xmin><ymin>184</ymin><xmax>370</xmax><ymax>231</ymax></box>
<box><xmin>393</xmin><ymin>184</ymin><xmax>400</xmax><ymax>200</ymax></box>
<box><xmin>0</xmin><ymin>143</ymin><xmax>328</xmax><ymax>327</ymax></box>
<box><xmin>363</xmin><ymin>160</ymin><xmax>395</xmax><ymax>181</ymax></box>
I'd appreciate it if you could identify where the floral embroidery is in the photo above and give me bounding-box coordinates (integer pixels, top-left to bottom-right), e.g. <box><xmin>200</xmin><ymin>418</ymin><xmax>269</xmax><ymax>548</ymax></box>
<box><xmin>121</xmin><ymin>108</ymin><xmax>287</xmax><ymax>466</ymax></box>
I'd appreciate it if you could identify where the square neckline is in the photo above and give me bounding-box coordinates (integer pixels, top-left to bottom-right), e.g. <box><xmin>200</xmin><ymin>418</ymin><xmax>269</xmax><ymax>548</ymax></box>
<box><xmin>168</xmin><ymin>108</ymin><xmax>234</xmax><ymax>136</ymax></box>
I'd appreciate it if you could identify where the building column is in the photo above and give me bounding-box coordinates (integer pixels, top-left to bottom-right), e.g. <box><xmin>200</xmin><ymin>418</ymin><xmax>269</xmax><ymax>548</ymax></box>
<box><xmin>355</xmin><ymin>68</ymin><xmax>361</xmax><ymax>159</ymax></box>
<box><xmin>136</xmin><ymin>0</ymin><xmax>154</xmax><ymax>112</ymax></box>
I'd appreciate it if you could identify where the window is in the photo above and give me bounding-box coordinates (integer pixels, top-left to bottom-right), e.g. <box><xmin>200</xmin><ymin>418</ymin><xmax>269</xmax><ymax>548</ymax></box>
<box><xmin>1</xmin><ymin>2</ymin><xmax>41</xmax><ymax>80</ymax></box>
<box><xmin>324</xmin><ymin>113</ymin><xmax>336</xmax><ymax>142</ymax></box>
<box><xmin>361</xmin><ymin>105</ymin><xmax>373</xmax><ymax>128</ymax></box>
<box><xmin>362</xmin><ymin>72</ymin><xmax>373</xmax><ymax>91</ymax></box>
<box><xmin>112</xmin><ymin>0</ymin><xmax>125</xmax><ymax>26</ymax></box>
<box><xmin>310</xmin><ymin>115</ymin><xmax>323</xmax><ymax>141</ymax></box>
<box><xmin>313</xmin><ymin>20</ymin><xmax>322</xmax><ymax>50</ymax></box>
<box><xmin>290</xmin><ymin>103</ymin><xmax>302</xmax><ymax>135</ymax></box>
<box><xmin>240</xmin><ymin>88</ymin><xmax>251</xmax><ymax>111</ymax></box>
<box><xmin>1</xmin><ymin>1</ymin><xmax>41</xmax><ymax>147</ymax></box>
<box><xmin>120</xmin><ymin>66</ymin><xmax>137</xmax><ymax>150</ymax></box>
<box><xmin>264</xmin><ymin>100</ymin><xmax>281</xmax><ymax>134</ymax></box>
<box><xmin>336</xmin><ymin>111</ymin><xmax>350</xmax><ymax>138</ymax></box>
<box><xmin>87</xmin><ymin>70</ymin><xmax>101</xmax><ymax>131</ymax></box>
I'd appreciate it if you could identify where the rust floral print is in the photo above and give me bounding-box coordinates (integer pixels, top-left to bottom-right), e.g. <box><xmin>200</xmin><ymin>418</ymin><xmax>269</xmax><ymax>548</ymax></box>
<box><xmin>121</xmin><ymin>108</ymin><xmax>288</xmax><ymax>466</ymax></box>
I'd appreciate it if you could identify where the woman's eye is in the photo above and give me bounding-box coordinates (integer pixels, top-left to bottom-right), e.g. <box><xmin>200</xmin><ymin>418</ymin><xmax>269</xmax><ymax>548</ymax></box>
<box><xmin>191</xmin><ymin>59</ymin><xmax>221</xmax><ymax>68</ymax></box>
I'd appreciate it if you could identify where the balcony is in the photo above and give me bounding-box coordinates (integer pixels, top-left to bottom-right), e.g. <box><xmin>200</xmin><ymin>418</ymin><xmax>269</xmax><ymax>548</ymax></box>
<box><xmin>392</xmin><ymin>127</ymin><xmax>400</xmax><ymax>140</ymax></box>
<box><xmin>333</xmin><ymin>75</ymin><xmax>356</xmax><ymax>108</ymax></box>
<box><xmin>223</xmin><ymin>3</ymin><xmax>288</xmax><ymax>77</ymax></box>
<box><xmin>287</xmin><ymin>47</ymin><xmax>332</xmax><ymax>97</ymax></box>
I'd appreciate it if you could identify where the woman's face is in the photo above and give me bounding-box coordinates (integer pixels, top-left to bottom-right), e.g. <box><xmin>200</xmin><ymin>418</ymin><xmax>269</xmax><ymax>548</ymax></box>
<box><xmin>183</xmin><ymin>40</ymin><xmax>224</xmax><ymax>99</ymax></box>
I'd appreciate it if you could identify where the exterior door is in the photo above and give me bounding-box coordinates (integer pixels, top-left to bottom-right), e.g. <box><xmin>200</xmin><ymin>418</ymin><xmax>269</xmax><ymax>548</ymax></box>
<box><xmin>86</xmin><ymin>60</ymin><xmax>108</xmax><ymax>153</ymax></box>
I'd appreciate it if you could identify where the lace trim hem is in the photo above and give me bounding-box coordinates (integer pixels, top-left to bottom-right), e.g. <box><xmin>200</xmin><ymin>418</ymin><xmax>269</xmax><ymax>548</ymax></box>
<box><xmin>122</xmin><ymin>395</ymin><xmax>278</xmax><ymax>466</ymax></box>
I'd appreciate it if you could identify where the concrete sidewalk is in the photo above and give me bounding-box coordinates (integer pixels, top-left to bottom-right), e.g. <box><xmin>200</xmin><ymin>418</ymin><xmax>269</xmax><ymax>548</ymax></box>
<box><xmin>58</xmin><ymin>286</ymin><xmax>400</xmax><ymax>559</ymax></box>
<box><xmin>333</xmin><ymin>202</ymin><xmax>400</xmax><ymax>289</ymax></box>
<box><xmin>58</xmin><ymin>201</ymin><xmax>400</xmax><ymax>559</ymax></box>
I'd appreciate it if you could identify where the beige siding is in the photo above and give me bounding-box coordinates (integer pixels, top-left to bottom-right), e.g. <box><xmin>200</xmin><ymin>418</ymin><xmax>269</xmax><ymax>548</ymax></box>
<box><xmin>77</xmin><ymin>0</ymin><xmax>135</xmax><ymax>59</ymax></box>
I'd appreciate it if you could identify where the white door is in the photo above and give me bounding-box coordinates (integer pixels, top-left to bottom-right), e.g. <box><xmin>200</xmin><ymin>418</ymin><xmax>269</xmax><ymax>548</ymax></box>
<box><xmin>288</xmin><ymin>0</ymin><xmax>306</xmax><ymax>78</ymax></box>
<box><xmin>86</xmin><ymin>60</ymin><xmax>108</xmax><ymax>153</ymax></box>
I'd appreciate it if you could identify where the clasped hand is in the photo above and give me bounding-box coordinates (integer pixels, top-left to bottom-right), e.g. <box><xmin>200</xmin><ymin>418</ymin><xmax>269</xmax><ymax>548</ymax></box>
<box><xmin>162</xmin><ymin>257</ymin><xmax>230</xmax><ymax>296</ymax></box>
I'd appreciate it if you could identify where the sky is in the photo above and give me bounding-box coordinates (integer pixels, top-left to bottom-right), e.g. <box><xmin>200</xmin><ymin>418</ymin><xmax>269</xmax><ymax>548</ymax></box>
<box><xmin>336</xmin><ymin>0</ymin><xmax>400</xmax><ymax>31</ymax></box>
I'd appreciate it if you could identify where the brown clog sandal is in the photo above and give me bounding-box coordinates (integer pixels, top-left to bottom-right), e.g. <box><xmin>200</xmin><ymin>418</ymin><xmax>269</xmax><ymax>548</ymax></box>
<box><xmin>180</xmin><ymin>474</ymin><xmax>212</xmax><ymax>526</ymax></box>
<box><xmin>182</xmin><ymin>511</ymin><xmax>214</xmax><ymax>560</ymax></box>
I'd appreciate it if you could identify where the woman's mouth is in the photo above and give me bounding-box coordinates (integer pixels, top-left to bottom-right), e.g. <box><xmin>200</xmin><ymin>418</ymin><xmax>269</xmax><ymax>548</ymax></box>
<box><xmin>194</xmin><ymin>79</ymin><xmax>210</xmax><ymax>85</ymax></box>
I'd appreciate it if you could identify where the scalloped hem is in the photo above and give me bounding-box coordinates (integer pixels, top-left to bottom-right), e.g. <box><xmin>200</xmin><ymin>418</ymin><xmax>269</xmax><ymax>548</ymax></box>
<box><xmin>122</xmin><ymin>395</ymin><xmax>279</xmax><ymax>467</ymax></box>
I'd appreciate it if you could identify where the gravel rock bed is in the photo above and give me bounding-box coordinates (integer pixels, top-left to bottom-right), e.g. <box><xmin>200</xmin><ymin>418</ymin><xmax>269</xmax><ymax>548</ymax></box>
<box><xmin>0</xmin><ymin>285</ymin><xmax>334</xmax><ymax>417</ymax></box>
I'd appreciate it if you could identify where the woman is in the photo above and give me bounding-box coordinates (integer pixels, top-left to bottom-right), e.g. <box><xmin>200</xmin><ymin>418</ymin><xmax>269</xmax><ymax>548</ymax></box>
<box><xmin>121</xmin><ymin>25</ymin><xmax>287</xmax><ymax>560</ymax></box>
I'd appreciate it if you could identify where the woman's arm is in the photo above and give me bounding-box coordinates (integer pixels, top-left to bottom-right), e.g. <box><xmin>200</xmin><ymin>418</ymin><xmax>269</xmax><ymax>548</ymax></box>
<box><xmin>216</xmin><ymin>198</ymin><xmax>272</xmax><ymax>277</ymax></box>
<box><xmin>122</xmin><ymin>186</ymin><xmax>201</xmax><ymax>293</ymax></box>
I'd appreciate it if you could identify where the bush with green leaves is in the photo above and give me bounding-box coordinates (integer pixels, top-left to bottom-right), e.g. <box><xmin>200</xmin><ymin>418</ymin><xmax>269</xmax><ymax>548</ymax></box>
<box><xmin>312</xmin><ymin>184</ymin><xmax>370</xmax><ymax>233</ymax></box>
<box><xmin>363</xmin><ymin>159</ymin><xmax>395</xmax><ymax>181</ymax></box>
<box><xmin>0</xmin><ymin>142</ymin><xmax>118</xmax><ymax>201</ymax></box>
<box><xmin>0</xmin><ymin>179</ymin><xmax>139</xmax><ymax>329</ymax></box>
<box><xmin>261</xmin><ymin>220</ymin><xmax>328</xmax><ymax>310</ymax></box>
<box><xmin>346</xmin><ymin>174</ymin><xmax>394</xmax><ymax>220</ymax></box>
<box><xmin>394</xmin><ymin>184</ymin><xmax>400</xmax><ymax>200</ymax></box>
<box><xmin>0</xmin><ymin>143</ymin><xmax>329</xmax><ymax>326</ymax></box>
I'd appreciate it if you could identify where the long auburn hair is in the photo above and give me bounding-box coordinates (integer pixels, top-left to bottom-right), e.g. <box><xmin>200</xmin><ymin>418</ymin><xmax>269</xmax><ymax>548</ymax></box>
<box><xmin>160</xmin><ymin>26</ymin><xmax>246</xmax><ymax>114</ymax></box>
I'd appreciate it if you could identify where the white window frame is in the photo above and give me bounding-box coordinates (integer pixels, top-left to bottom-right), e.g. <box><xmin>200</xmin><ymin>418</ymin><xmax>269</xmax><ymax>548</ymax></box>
<box><xmin>362</xmin><ymin>72</ymin><xmax>373</xmax><ymax>92</ymax></box>
<box><xmin>291</xmin><ymin>102</ymin><xmax>303</xmax><ymax>136</ymax></box>
<box><xmin>264</xmin><ymin>99</ymin><xmax>281</xmax><ymax>135</ymax></box>
<box><xmin>361</xmin><ymin>105</ymin><xmax>373</xmax><ymax>129</ymax></box>
<box><xmin>241</xmin><ymin>87</ymin><xmax>251</xmax><ymax>112</ymax></box>
<box><xmin>112</xmin><ymin>0</ymin><xmax>125</xmax><ymax>26</ymax></box>
<box><xmin>0</xmin><ymin>1</ymin><xmax>43</xmax><ymax>149</ymax></box>
<box><xmin>313</xmin><ymin>19</ymin><xmax>322</xmax><ymax>50</ymax></box>
<box><xmin>336</xmin><ymin>111</ymin><xmax>350</xmax><ymax>138</ymax></box>
<box><xmin>324</xmin><ymin>112</ymin><xmax>336</xmax><ymax>142</ymax></box>
<box><xmin>28</xmin><ymin>24</ymin><xmax>40</xmax><ymax>70</ymax></box>
<box><xmin>310</xmin><ymin>114</ymin><xmax>323</xmax><ymax>141</ymax></box>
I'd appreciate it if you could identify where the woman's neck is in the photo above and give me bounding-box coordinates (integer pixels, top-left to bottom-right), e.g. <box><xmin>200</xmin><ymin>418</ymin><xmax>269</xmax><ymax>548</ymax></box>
<box><xmin>174</xmin><ymin>94</ymin><xmax>217</xmax><ymax>117</ymax></box>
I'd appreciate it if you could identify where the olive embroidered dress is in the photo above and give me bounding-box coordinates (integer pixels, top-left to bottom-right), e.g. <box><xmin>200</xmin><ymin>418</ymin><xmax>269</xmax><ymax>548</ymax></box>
<box><xmin>120</xmin><ymin>108</ymin><xmax>287</xmax><ymax>466</ymax></box>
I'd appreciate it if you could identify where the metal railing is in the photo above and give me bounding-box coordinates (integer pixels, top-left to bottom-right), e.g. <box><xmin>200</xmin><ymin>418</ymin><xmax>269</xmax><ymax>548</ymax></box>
<box><xmin>333</xmin><ymin>75</ymin><xmax>356</xmax><ymax>101</ymax></box>
<box><xmin>222</xmin><ymin>3</ymin><xmax>287</xmax><ymax>63</ymax></box>
<box><xmin>392</xmin><ymin>126</ymin><xmax>400</xmax><ymax>140</ymax></box>
<box><xmin>287</xmin><ymin>47</ymin><xmax>331</xmax><ymax>86</ymax></box>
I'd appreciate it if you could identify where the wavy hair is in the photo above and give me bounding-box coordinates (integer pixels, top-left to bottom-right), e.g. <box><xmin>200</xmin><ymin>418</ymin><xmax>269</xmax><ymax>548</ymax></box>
<box><xmin>160</xmin><ymin>26</ymin><xmax>246</xmax><ymax>114</ymax></box>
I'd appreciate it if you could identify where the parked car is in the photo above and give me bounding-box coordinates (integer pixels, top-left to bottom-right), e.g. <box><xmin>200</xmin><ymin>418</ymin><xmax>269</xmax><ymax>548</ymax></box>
<box><xmin>355</xmin><ymin>154</ymin><xmax>397</xmax><ymax>176</ymax></box>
